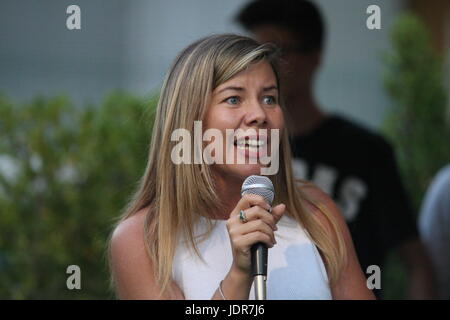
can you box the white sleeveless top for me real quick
[172,214,332,300]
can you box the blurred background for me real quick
[0,0,449,299]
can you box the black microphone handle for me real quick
[251,242,268,277]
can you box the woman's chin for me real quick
[214,163,265,179]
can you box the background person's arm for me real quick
[397,238,437,299]
[369,138,437,298]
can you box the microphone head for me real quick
[241,175,274,205]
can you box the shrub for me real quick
[0,92,157,299]
[382,14,450,212]
[381,14,450,299]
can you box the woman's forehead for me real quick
[214,61,277,93]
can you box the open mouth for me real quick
[230,135,268,159]
[233,136,268,155]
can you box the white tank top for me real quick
[172,214,332,299]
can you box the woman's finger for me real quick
[233,218,276,243]
[231,194,271,217]
[233,231,275,250]
[239,206,277,231]
[270,203,286,223]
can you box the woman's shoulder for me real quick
[297,180,330,203]
[109,207,175,299]
[109,207,156,280]
[295,180,376,299]
[111,207,149,245]
[296,180,346,232]
[110,208,151,280]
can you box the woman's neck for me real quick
[211,171,244,220]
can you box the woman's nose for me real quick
[244,100,267,127]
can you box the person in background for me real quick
[235,0,436,299]
[419,164,450,300]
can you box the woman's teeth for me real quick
[235,139,266,150]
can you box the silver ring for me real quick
[269,206,272,214]
[239,210,248,223]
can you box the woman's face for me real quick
[203,60,285,180]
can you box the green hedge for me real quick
[382,14,450,213]
[381,14,450,299]
[0,92,157,299]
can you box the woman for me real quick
[108,34,375,300]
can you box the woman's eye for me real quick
[263,96,277,105]
[224,96,240,105]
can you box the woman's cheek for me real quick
[270,107,285,130]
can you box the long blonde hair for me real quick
[109,34,346,297]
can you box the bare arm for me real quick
[397,238,437,299]
[302,185,376,300]
[109,210,184,299]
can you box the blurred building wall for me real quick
[0,0,128,106]
[0,0,411,130]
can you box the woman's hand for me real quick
[226,193,286,276]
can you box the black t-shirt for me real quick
[290,114,418,296]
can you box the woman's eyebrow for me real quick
[261,85,278,92]
[217,86,244,94]
[216,85,278,94]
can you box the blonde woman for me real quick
[108,34,375,300]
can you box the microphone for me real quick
[241,175,274,300]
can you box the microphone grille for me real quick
[241,175,274,205]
